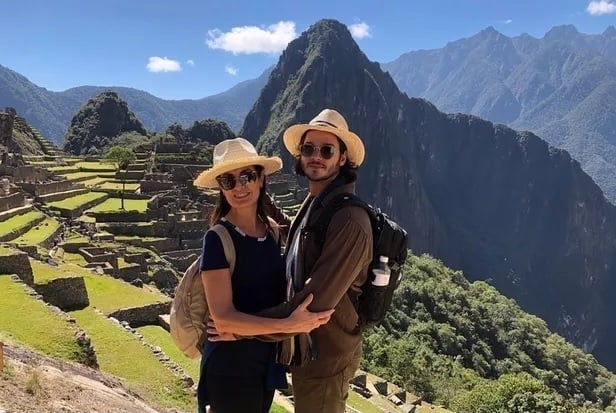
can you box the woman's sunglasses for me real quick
[300,143,336,160]
[216,169,258,190]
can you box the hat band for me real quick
[312,120,339,129]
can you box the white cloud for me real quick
[587,0,616,15]
[146,56,181,73]
[186,59,195,66]
[225,65,238,76]
[206,21,297,54]
[505,19,513,24]
[348,22,371,39]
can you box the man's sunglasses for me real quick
[299,143,336,160]
[216,169,258,190]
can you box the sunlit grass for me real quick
[136,325,200,382]
[0,210,44,239]
[87,198,148,213]
[70,308,194,411]
[30,260,168,313]
[0,275,86,363]
[13,217,60,245]
[47,192,107,211]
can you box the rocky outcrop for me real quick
[63,91,148,155]
[241,19,616,370]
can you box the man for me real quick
[280,108,373,413]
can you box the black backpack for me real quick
[308,193,408,329]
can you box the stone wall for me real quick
[0,192,25,213]
[116,264,142,282]
[124,253,147,271]
[87,210,149,222]
[19,180,77,197]
[108,301,171,327]
[34,277,89,311]
[0,250,34,285]
[140,180,174,193]
[0,165,50,183]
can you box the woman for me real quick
[193,138,333,413]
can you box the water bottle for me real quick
[372,256,391,286]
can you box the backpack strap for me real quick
[308,193,375,246]
[209,224,236,275]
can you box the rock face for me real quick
[241,19,616,370]
[382,24,616,203]
[63,91,148,155]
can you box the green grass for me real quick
[13,217,60,245]
[136,325,201,381]
[0,210,44,238]
[75,161,117,172]
[270,403,289,413]
[97,181,141,191]
[70,308,194,411]
[347,391,383,413]
[0,245,19,256]
[59,171,101,180]
[31,261,168,313]
[47,192,107,210]
[0,275,86,363]
[87,198,148,213]
[81,177,110,187]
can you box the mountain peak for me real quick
[544,24,580,41]
[604,25,616,37]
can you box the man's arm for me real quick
[232,206,372,341]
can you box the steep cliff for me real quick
[241,19,616,370]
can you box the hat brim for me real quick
[283,124,365,166]
[193,156,282,188]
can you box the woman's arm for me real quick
[201,269,332,336]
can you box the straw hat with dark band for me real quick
[283,109,365,166]
[193,138,282,188]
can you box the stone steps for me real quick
[0,210,46,242]
[0,205,34,223]
[37,188,90,203]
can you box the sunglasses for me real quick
[300,143,337,160]
[216,169,259,190]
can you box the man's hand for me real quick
[206,320,238,342]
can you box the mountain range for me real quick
[2,24,615,204]
[0,64,271,144]
[382,24,616,203]
[240,19,616,372]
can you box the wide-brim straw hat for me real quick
[194,138,282,188]
[283,109,365,166]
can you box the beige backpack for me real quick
[170,224,235,359]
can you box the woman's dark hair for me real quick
[209,165,268,225]
[294,132,358,183]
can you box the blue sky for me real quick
[2,0,615,100]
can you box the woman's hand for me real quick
[285,294,334,333]
[207,320,238,342]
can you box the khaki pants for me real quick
[292,355,361,413]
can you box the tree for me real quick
[104,145,135,210]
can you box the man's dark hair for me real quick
[294,131,358,183]
[209,165,268,225]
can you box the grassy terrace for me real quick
[61,171,115,181]
[0,275,87,363]
[75,161,116,172]
[31,261,168,313]
[0,210,45,239]
[87,198,149,213]
[97,181,141,191]
[70,308,194,411]
[46,191,107,210]
[136,325,200,381]
[12,217,60,245]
